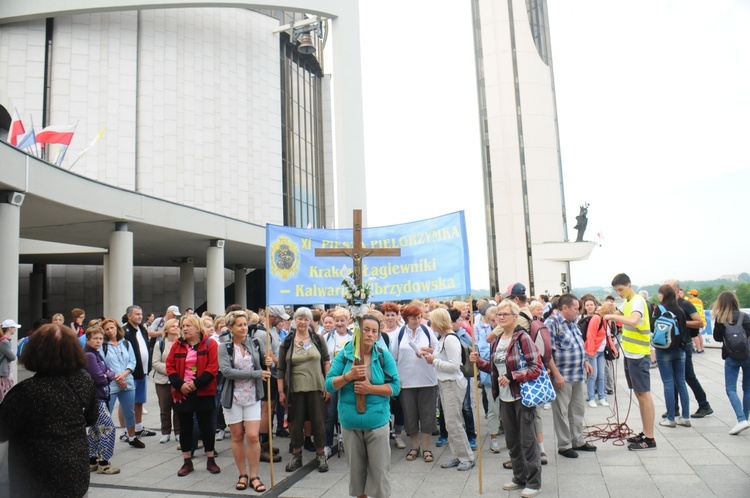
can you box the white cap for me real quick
[167,305,181,316]
[1,319,21,329]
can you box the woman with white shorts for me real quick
[219,310,270,492]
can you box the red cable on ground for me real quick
[582,360,639,446]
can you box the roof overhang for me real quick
[1,142,267,268]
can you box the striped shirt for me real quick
[545,314,586,383]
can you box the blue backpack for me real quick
[651,305,680,350]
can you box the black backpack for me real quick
[577,315,603,342]
[723,312,749,360]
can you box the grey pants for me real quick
[552,380,586,450]
[342,424,391,498]
[437,379,473,462]
[501,399,541,490]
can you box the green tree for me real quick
[698,286,718,310]
[735,283,750,307]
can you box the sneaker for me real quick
[676,417,692,427]
[129,438,145,449]
[324,446,331,459]
[540,452,548,465]
[435,436,448,447]
[468,437,478,451]
[260,451,282,463]
[588,400,597,409]
[729,420,750,435]
[317,453,329,473]
[606,389,614,395]
[276,427,290,438]
[440,458,460,468]
[216,429,225,441]
[457,460,475,471]
[599,399,610,407]
[136,429,156,437]
[119,433,129,442]
[89,463,99,472]
[628,437,656,451]
[543,403,551,410]
[650,361,658,369]
[662,411,680,419]
[303,438,316,452]
[489,438,501,453]
[97,464,121,475]
[159,434,170,444]
[142,408,148,414]
[175,435,180,443]
[394,435,406,449]
[626,432,645,444]
[659,419,676,428]
[692,407,714,418]
[503,481,524,491]
[521,488,541,498]
[286,453,303,472]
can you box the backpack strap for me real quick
[420,324,435,349]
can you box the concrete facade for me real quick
[474,0,594,296]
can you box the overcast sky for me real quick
[357,0,750,291]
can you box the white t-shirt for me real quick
[333,332,350,357]
[394,326,437,389]
[134,327,149,373]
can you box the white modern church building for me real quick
[0,1,369,328]
[0,0,592,334]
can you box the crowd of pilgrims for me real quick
[1,283,747,498]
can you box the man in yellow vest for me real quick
[688,289,706,354]
[603,273,656,450]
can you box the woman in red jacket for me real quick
[584,301,615,408]
[166,315,220,477]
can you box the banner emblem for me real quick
[270,236,299,281]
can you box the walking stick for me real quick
[470,297,483,494]
[265,307,275,488]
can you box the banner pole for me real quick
[265,306,275,488]
[470,296,483,494]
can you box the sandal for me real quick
[503,460,513,469]
[236,474,249,490]
[405,448,421,461]
[423,450,434,462]
[249,476,266,493]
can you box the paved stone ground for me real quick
[14,344,749,497]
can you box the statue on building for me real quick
[574,203,589,242]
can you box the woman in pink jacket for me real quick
[584,301,615,408]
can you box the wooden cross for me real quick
[315,209,401,413]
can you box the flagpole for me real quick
[265,306,275,488]
[469,295,483,494]
[29,114,40,158]
[56,120,79,167]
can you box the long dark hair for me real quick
[658,284,677,308]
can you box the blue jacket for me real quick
[325,341,401,431]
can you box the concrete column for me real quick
[102,254,109,317]
[180,258,195,312]
[206,240,225,315]
[234,267,247,308]
[0,194,22,380]
[29,265,44,324]
[331,3,367,227]
[107,222,133,320]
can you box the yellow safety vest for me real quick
[688,297,706,327]
[621,295,651,356]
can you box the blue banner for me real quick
[265,211,471,305]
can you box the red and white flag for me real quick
[8,110,25,146]
[36,124,76,146]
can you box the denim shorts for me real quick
[624,355,651,393]
[134,377,148,404]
